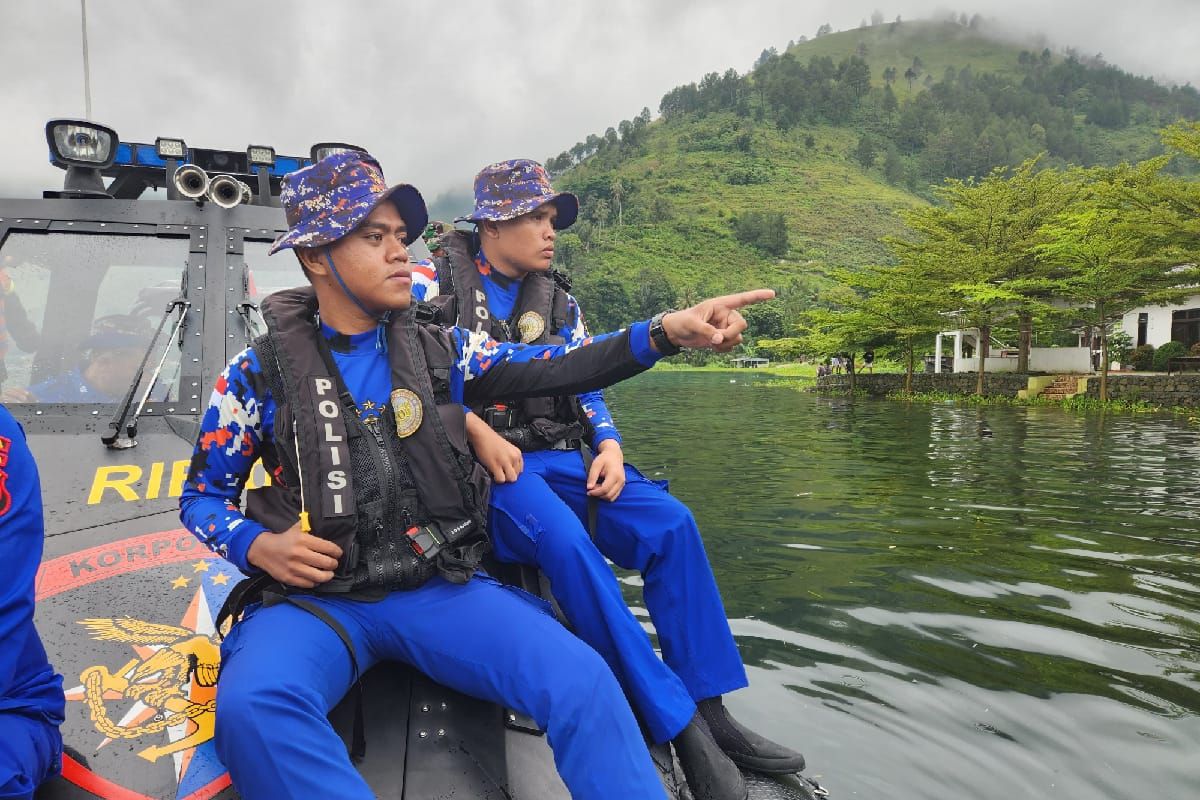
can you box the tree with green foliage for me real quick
[882,84,898,116]
[894,158,1076,392]
[732,211,789,257]
[631,268,677,320]
[883,145,905,185]
[800,260,947,393]
[1037,163,1200,398]
[573,273,630,333]
[854,134,878,169]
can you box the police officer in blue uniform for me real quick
[0,405,65,800]
[412,159,805,798]
[179,151,774,800]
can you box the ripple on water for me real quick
[606,374,1200,799]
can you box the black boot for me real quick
[698,696,805,775]
[672,713,748,800]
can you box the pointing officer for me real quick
[412,159,806,800]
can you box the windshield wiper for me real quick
[235,300,266,344]
[102,297,190,448]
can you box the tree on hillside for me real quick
[754,47,778,70]
[610,177,625,227]
[883,146,905,185]
[871,9,884,26]
[816,23,832,37]
[1036,165,1199,399]
[842,56,872,97]
[855,134,878,169]
[574,274,630,333]
[882,84,898,116]
[904,67,917,90]
[631,268,677,320]
[732,212,790,258]
[883,66,897,85]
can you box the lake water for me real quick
[606,371,1200,800]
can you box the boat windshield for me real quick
[233,239,307,340]
[0,232,188,405]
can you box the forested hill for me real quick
[537,18,1200,333]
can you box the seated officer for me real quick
[1,314,151,404]
[412,159,804,798]
[0,405,66,800]
[178,151,774,800]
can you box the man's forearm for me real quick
[461,321,660,406]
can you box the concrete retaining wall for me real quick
[816,372,1030,397]
[817,372,1200,407]
[1082,374,1200,407]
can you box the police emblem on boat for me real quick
[34,530,240,800]
[517,311,545,343]
[391,388,424,438]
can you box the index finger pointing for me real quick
[714,289,776,310]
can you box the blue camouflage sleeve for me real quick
[178,347,274,574]
[448,319,658,405]
[564,293,621,449]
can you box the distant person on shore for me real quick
[413,158,805,800]
[863,349,874,374]
[831,354,842,374]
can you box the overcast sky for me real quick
[2,0,1198,206]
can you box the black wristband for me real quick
[649,310,681,356]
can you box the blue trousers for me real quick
[0,712,61,800]
[215,574,665,800]
[489,450,748,745]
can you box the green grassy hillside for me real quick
[791,20,1031,98]
[546,19,1199,332]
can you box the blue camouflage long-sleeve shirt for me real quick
[0,405,66,724]
[179,317,658,574]
[411,253,621,449]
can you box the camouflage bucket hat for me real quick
[269,150,428,255]
[455,159,578,230]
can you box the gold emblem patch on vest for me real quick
[517,311,546,343]
[391,388,424,438]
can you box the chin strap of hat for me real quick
[324,249,390,351]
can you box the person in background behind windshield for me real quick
[22,314,150,403]
[0,269,41,393]
[0,404,66,800]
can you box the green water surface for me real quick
[606,371,1200,800]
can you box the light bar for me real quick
[46,119,117,168]
[310,142,366,162]
[247,145,276,166]
[156,137,187,159]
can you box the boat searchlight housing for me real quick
[310,142,367,163]
[46,118,118,196]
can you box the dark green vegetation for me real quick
[541,19,1200,348]
[801,127,1200,399]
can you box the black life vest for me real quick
[425,230,589,449]
[245,286,490,595]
